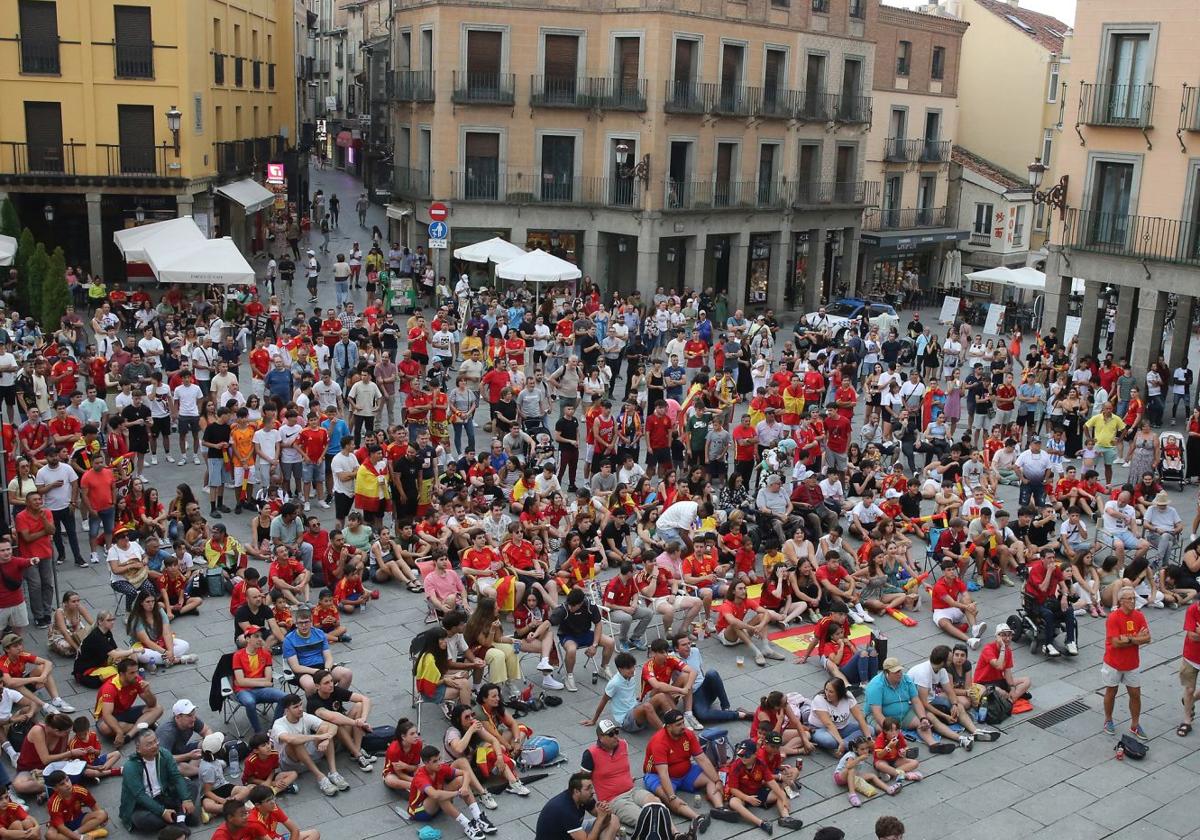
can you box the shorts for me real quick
[933,607,965,625]
[212,783,235,798]
[648,449,672,467]
[232,466,257,487]
[1111,531,1141,551]
[280,461,303,485]
[335,492,354,520]
[1100,663,1140,688]
[1098,445,1118,466]
[0,385,14,407]
[152,416,172,437]
[302,462,323,484]
[410,808,436,822]
[643,763,705,794]
[64,816,85,832]
[279,740,319,772]
[994,409,1016,426]
[0,602,31,630]
[971,412,991,431]
[559,630,594,649]
[88,508,115,540]
[114,705,145,724]
[620,709,644,733]
[178,415,200,435]
[1180,658,1200,687]
[207,458,232,487]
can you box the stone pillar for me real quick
[1112,286,1138,364]
[1040,273,1070,338]
[687,235,706,297]
[1168,295,1195,371]
[176,194,194,218]
[805,227,827,313]
[728,231,748,313]
[768,225,790,313]
[841,227,860,299]
[582,226,599,288]
[1130,289,1167,379]
[85,193,103,278]
[1077,281,1101,358]
[635,227,657,301]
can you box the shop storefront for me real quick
[858,228,969,305]
[526,229,581,265]
[744,233,772,307]
[787,231,812,309]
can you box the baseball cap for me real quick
[996,624,1013,635]
[172,699,197,715]
[735,739,758,758]
[884,488,902,499]
[662,710,685,725]
[0,634,20,649]
[596,719,620,737]
[201,732,225,754]
[242,625,263,637]
[882,657,903,673]
[762,731,783,746]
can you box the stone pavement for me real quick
[24,165,1200,840]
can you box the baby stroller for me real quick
[1159,432,1186,490]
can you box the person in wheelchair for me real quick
[1022,548,1079,657]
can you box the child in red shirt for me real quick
[334,568,379,613]
[241,732,298,794]
[70,716,121,778]
[311,589,350,643]
[872,717,922,782]
[382,719,423,794]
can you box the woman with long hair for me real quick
[413,627,472,716]
[462,598,523,701]
[125,590,195,669]
[48,591,93,657]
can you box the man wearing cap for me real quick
[973,625,1032,706]
[864,658,951,752]
[232,628,289,734]
[643,709,729,823]
[1143,491,1183,566]
[1014,436,1052,508]
[723,738,804,833]
[579,720,658,829]
[156,697,213,778]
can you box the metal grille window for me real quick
[214,53,225,85]
[931,46,945,80]
[464,132,500,200]
[117,104,156,174]
[812,0,829,12]
[849,0,865,18]
[18,0,60,74]
[253,60,262,88]
[114,5,153,79]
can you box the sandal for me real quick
[886,783,901,795]
[848,794,862,808]
[1177,722,1192,737]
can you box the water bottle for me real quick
[226,743,242,780]
[1115,744,1125,761]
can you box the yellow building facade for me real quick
[0,0,298,277]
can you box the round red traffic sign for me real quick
[429,202,448,222]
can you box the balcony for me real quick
[920,139,950,162]
[97,143,169,178]
[0,141,82,176]
[864,206,948,231]
[833,93,872,124]
[792,180,878,207]
[451,72,515,105]
[1064,208,1200,267]
[215,136,284,178]
[214,53,225,85]
[883,138,951,163]
[315,58,331,74]
[529,76,647,110]
[1079,83,1155,128]
[755,87,804,120]
[393,70,435,102]
[665,179,789,211]
[19,37,60,74]
[114,43,153,79]
[969,232,992,246]
[394,166,432,200]
[234,57,244,87]
[661,81,757,116]
[664,80,707,114]
[1181,86,1200,133]
[449,171,642,208]
[883,137,909,162]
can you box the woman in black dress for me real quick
[736,339,754,398]
[72,612,137,688]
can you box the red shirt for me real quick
[15,508,52,559]
[232,647,272,691]
[94,673,146,716]
[1185,602,1200,665]
[408,327,429,357]
[321,319,343,347]
[297,427,329,463]
[248,804,291,839]
[212,822,272,840]
[405,390,432,423]
[480,369,510,404]
[0,651,35,679]
[251,348,272,378]
[931,576,966,610]
[242,749,281,784]
[603,575,639,608]
[973,641,1012,684]
[1023,559,1063,606]
[49,415,81,444]
[683,339,708,368]
[715,599,756,632]
[501,540,536,572]
[724,757,774,796]
[409,763,457,815]
[646,414,672,450]
[816,563,847,588]
[461,546,500,575]
[385,737,423,776]
[824,413,851,454]
[732,424,757,461]
[833,385,857,420]
[51,359,79,396]
[1104,607,1148,671]
[268,558,305,586]
[47,785,95,828]
[0,802,29,829]
[640,656,685,699]
[644,727,702,778]
[17,422,48,458]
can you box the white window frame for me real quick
[973,202,993,236]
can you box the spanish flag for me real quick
[677,382,705,430]
[414,653,442,700]
[494,574,518,612]
[353,461,391,513]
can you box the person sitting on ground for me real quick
[870,717,922,784]
[722,738,805,834]
[197,732,255,824]
[44,768,108,840]
[714,580,785,667]
[973,624,1033,706]
[816,552,872,625]
[240,731,299,796]
[864,658,955,754]
[834,737,899,808]
[118,728,199,833]
[68,715,121,779]
[750,690,813,757]
[807,676,875,756]
[930,562,986,650]
[443,703,528,797]
[381,719,427,798]
[535,771,618,840]
[579,719,659,830]
[406,745,489,840]
[671,634,750,724]
[643,710,731,825]
[269,693,345,798]
[94,657,163,746]
[907,646,996,750]
[0,786,40,839]
[0,632,74,715]
[582,651,672,733]
[640,639,701,731]
[246,784,320,840]
[304,669,377,773]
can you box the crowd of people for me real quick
[1,190,1198,840]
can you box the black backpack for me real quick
[984,687,1013,725]
[630,802,675,840]
[1118,733,1148,760]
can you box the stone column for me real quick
[1112,286,1138,364]
[635,226,657,301]
[176,194,194,217]
[687,235,706,297]
[582,226,599,288]
[768,225,790,313]
[1040,273,1070,338]
[728,230,748,312]
[1168,295,1195,371]
[85,193,103,278]
[1130,289,1167,380]
[1077,281,1101,358]
[805,227,827,313]
[841,227,860,299]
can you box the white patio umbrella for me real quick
[495,248,581,307]
[453,236,526,265]
[0,234,15,267]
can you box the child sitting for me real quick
[833,737,900,807]
[69,716,121,779]
[240,732,298,796]
[334,567,379,613]
[872,717,923,783]
[312,589,351,644]
[197,732,255,824]
[158,556,202,620]
[722,739,805,834]
[382,718,424,795]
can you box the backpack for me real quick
[984,687,1013,725]
[362,725,397,755]
[518,735,564,769]
[630,801,675,840]
[1118,733,1148,760]
[699,728,730,771]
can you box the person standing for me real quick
[328,195,340,229]
[203,407,233,519]
[332,254,351,309]
[34,446,82,573]
[355,194,369,228]
[1102,586,1151,740]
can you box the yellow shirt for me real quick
[1084,413,1125,448]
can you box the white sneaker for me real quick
[536,658,554,672]
[1066,641,1078,655]
[318,776,338,796]
[542,674,564,690]
[565,674,577,692]
[1,743,17,766]
[149,455,157,466]
[303,501,311,512]
[971,622,988,639]
[318,500,330,509]
[166,455,175,463]
[683,711,703,731]
[328,771,350,791]
[506,780,531,796]
[967,637,981,650]
[859,609,875,624]
[89,552,99,565]
[50,698,75,713]
[193,454,201,465]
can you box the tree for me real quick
[0,200,18,240]
[24,243,49,325]
[14,229,35,314]
[42,247,69,335]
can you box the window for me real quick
[540,135,575,202]
[1089,160,1135,245]
[849,0,865,18]
[715,142,737,207]
[770,0,789,7]
[23,101,64,173]
[812,0,829,12]
[117,104,156,174]
[757,144,779,204]
[1047,60,1059,102]
[896,41,911,76]
[1041,129,1054,167]
[463,131,500,200]
[614,36,641,98]
[973,203,994,236]
[114,5,153,78]
[466,29,502,80]
[542,33,580,101]
[883,175,902,226]
[931,46,945,80]
[1034,202,1046,232]
[18,0,59,74]
[1013,205,1027,247]
[1105,33,1151,121]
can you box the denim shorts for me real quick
[207,458,232,487]
[301,462,323,484]
[89,507,115,540]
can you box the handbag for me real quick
[1117,733,1147,760]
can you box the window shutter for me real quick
[618,38,639,87]
[673,40,693,84]
[765,51,784,90]
[716,144,733,182]
[18,0,59,73]
[464,132,499,159]
[118,104,156,173]
[115,5,151,45]
[466,31,501,77]
[24,101,63,172]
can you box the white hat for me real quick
[884,488,902,499]
[996,624,1013,635]
[200,732,225,754]
[172,699,196,716]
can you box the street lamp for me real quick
[43,204,53,223]
[166,105,182,156]
[135,205,146,223]
[614,142,650,187]
[1027,156,1069,221]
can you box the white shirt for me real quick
[807,693,857,728]
[331,451,360,496]
[1014,449,1053,481]
[312,380,342,411]
[107,540,146,566]
[270,712,325,750]
[656,501,699,531]
[1102,500,1136,534]
[0,352,18,387]
[0,687,23,721]
[253,427,282,464]
[279,421,303,464]
[148,384,172,419]
[533,324,551,352]
[850,501,883,524]
[1144,505,1182,534]
[172,383,203,416]
[35,463,76,511]
[217,389,247,409]
[907,660,952,698]
[189,346,214,381]
[138,337,164,368]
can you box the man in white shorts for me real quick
[270,693,346,796]
[1101,587,1150,740]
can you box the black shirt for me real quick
[578,334,601,368]
[203,421,231,460]
[535,789,587,840]
[493,400,518,435]
[306,685,353,715]
[279,259,296,279]
[898,493,922,518]
[555,416,579,452]
[122,403,152,449]
[73,628,117,679]
[234,603,275,643]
